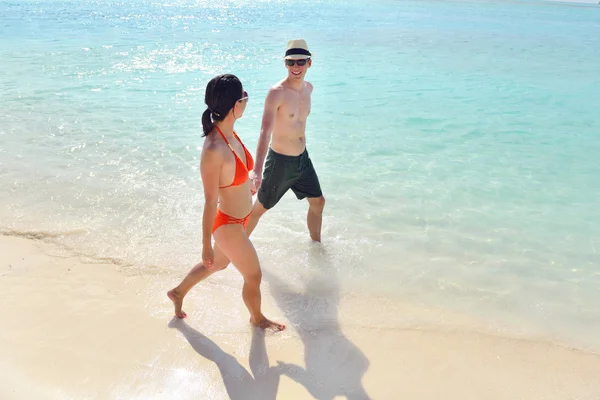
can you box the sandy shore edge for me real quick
[1,234,600,400]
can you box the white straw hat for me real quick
[284,39,312,60]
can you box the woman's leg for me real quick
[167,243,230,318]
[213,224,285,331]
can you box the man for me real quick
[246,39,325,242]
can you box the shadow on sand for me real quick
[169,319,281,400]
[265,244,372,400]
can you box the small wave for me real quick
[0,228,132,267]
[0,228,86,240]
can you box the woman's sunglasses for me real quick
[285,58,309,67]
[237,91,249,103]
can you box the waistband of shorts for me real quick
[268,147,307,160]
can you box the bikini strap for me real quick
[214,125,236,152]
[233,131,249,153]
[232,131,241,142]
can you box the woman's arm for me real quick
[200,145,222,267]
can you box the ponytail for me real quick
[201,108,213,137]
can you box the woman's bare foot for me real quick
[250,316,286,331]
[167,289,187,319]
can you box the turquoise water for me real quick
[1,0,600,350]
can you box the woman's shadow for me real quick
[168,319,281,400]
[265,244,372,400]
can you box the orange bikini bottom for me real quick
[212,209,250,233]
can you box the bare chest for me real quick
[279,91,311,122]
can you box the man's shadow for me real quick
[265,245,371,400]
[169,319,281,400]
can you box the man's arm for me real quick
[251,87,283,186]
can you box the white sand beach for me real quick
[1,234,600,399]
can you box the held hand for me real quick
[202,245,215,270]
[249,170,262,194]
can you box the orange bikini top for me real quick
[214,125,254,188]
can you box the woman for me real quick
[168,74,285,331]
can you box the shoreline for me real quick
[2,233,600,399]
[3,225,599,355]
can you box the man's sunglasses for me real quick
[237,91,249,103]
[285,58,310,67]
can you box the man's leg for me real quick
[306,196,325,242]
[249,148,293,236]
[245,199,269,237]
[292,153,324,242]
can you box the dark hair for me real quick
[201,74,243,137]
